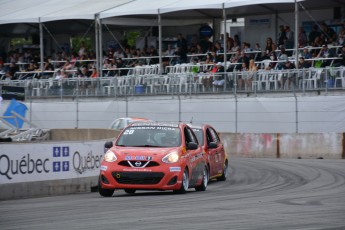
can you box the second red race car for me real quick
[188,124,228,181]
[99,122,208,197]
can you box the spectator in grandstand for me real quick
[26,61,38,72]
[203,52,215,66]
[262,52,278,70]
[316,44,336,67]
[62,59,74,71]
[298,27,308,47]
[41,58,55,79]
[300,47,312,60]
[198,36,213,53]
[54,69,68,80]
[243,42,254,59]
[78,66,90,78]
[236,51,250,70]
[320,22,337,44]
[173,46,188,64]
[244,59,258,90]
[308,24,321,46]
[3,70,13,81]
[78,42,86,58]
[231,40,241,52]
[276,46,289,70]
[234,34,241,47]
[237,61,248,90]
[0,61,8,74]
[334,44,345,67]
[336,29,345,46]
[298,57,311,69]
[176,33,188,56]
[264,37,276,55]
[280,60,296,89]
[8,62,19,75]
[254,43,262,61]
[164,44,175,56]
[90,67,98,78]
[284,26,294,55]
[148,46,159,64]
[214,42,224,61]
[212,62,225,88]
[277,25,287,47]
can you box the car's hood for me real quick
[112,146,180,159]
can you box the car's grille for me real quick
[112,172,164,184]
[118,160,160,168]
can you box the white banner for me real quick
[0,141,106,184]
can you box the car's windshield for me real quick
[116,125,181,147]
[192,128,204,145]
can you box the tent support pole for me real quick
[158,11,162,75]
[294,0,299,69]
[39,19,44,73]
[223,4,227,66]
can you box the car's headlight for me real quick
[162,151,180,163]
[104,150,117,162]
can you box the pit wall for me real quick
[0,130,344,200]
[221,133,344,159]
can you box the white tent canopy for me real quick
[0,0,133,24]
[1,0,344,25]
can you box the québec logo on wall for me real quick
[52,146,70,172]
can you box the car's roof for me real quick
[130,122,181,128]
[187,123,207,129]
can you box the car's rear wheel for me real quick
[98,179,115,197]
[218,160,228,181]
[174,168,189,194]
[124,189,136,194]
[195,165,208,191]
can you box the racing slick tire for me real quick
[98,179,115,197]
[174,168,189,194]
[195,165,209,191]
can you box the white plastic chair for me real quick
[334,69,345,88]
[305,68,323,89]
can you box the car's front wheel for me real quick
[98,179,115,197]
[195,165,208,191]
[174,168,189,194]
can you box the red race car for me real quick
[188,124,228,181]
[99,122,208,197]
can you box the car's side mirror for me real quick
[104,141,113,149]
[208,142,217,149]
[187,142,198,150]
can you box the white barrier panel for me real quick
[0,141,106,185]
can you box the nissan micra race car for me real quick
[188,124,228,181]
[99,122,208,197]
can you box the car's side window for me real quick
[205,128,214,143]
[118,119,126,130]
[209,127,220,143]
[184,127,198,145]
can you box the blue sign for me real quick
[199,25,213,38]
[52,147,70,172]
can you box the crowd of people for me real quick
[0,21,344,91]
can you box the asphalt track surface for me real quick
[1,158,345,230]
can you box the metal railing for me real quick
[0,66,344,99]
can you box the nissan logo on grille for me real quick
[135,161,142,167]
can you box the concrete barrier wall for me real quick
[49,129,119,141]
[1,130,344,200]
[221,133,344,159]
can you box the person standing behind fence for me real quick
[284,26,294,55]
[245,59,258,90]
